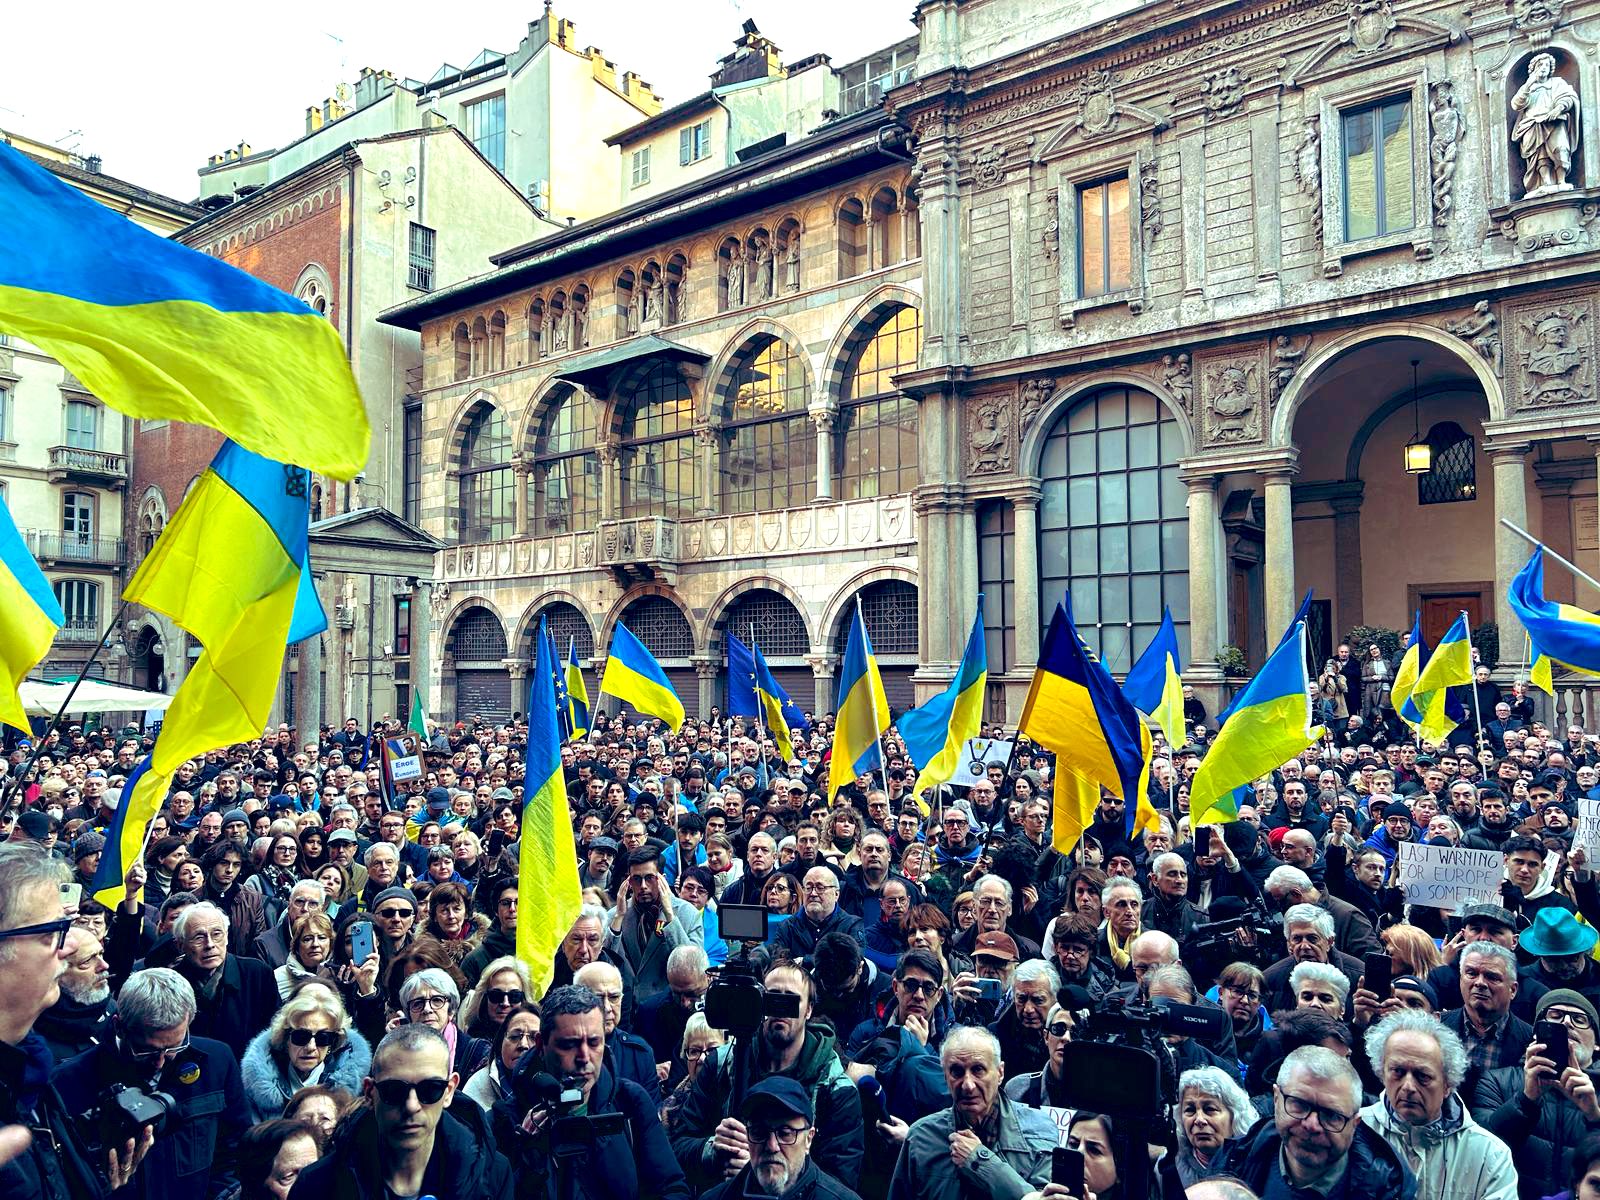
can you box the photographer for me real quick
[670,958,863,1191]
[53,967,247,1200]
[495,984,689,1200]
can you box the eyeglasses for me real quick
[407,995,450,1015]
[897,977,940,996]
[288,1028,341,1048]
[486,989,525,1006]
[1278,1090,1354,1131]
[685,1045,714,1060]
[801,882,837,894]
[0,918,73,951]
[749,1123,812,1146]
[1223,985,1262,1003]
[372,1077,450,1106]
[127,1038,190,1064]
[1543,1007,1594,1030]
[376,908,414,920]
[1047,1021,1072,1038]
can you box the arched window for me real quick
[471,316,488,375]
[837,306,921,500]
[530,387,599,533]
[527,299,545,363]
[448,606,511,722]
[614,594,697,718]
[309,482,324,524]
[837,199,866,279]
[453,323,471,381]
[724,589,809,655]
[620,363,698,519]
[721,338,814,513]
[871,186,902,267]
[458,405,513,542]
[1038,385,1189,674]
[488,311,506,372]
[539,601,595,660]
[1417,421,1477,505]
[299,278,330,318]
[449,607,508,659]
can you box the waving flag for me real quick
[1121,607,1185,750]
[0,498,63,732]
[1509,546,1600,693]
[1415,612,1474,694]
[828,604,890,798]
[0,141,368,478]
[1392,613,1462,745]
[728,633,803,761]
[565,638,591,741]
[91,752,175,909]
[898,596,987,810]
[599,623,684,729]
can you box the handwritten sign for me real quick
[1040,1105,1076,1147]
[1576,799,1600,861]
[1396,842,1504,910]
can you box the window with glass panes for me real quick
[394,597,411,656]
[458,406,513,542]
[623,595,694,657]
[403,403,422,525]
[65,400,98,449]
[977,500,1016,673]
[1077,176,1131,299]
[62,491,93,541]
[532,387,600,533]
[463,95,507,172]
[1037,386,1189,674]
[53,579,99,629]
[837,307,921,500]
[540,601,595,659]
[1342,97,1414,240]
[0,386,8,440]
[1418,423,1476,505]
[724,589,809,655]
[621,364,698,519]
[722,339,815,513]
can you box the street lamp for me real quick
[1403,358,1432,474]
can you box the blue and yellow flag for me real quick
[1021,602,1156,853]
[599,623,685,729]
[897,596,987,811]
[565,637,590,741]
[828,605,891,799]
[1122,607,1185,750]
[543,624,572,743]
[126,440,327,770]
[757,643,808,749]
[0,142,368,479]
[1190,621,1323,826]
[1509,546,1600,693]
[0,498,63,732]
[1415,611,1474,695]
[90,751,175,909]
[1392,613,1462,745]
[727,633,802,761]
[518,616,582,995]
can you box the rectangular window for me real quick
[977,500,1016,673]
[53,579,99,629]
[0,386,7,440]
[839,44,917,115]
[407,224,436,291]
[1342,97,1414,240]
[403,403,422,525]
[679,120,711,166]
[1077,176,1131,299]
[62,491,94,541]
[631,147,651,188]
[394,596,412,657]
[65,400,98,449]
[463,94,507,172]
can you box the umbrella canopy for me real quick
[19,679,173,717]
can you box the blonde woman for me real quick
[241,983,370,1122]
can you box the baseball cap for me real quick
[327,829,358,846]
[972,931,1019,962]
[742,1077,813,1123]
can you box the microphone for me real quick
[857,1075,888,1128]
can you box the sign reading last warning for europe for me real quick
[1396,842,1504,911]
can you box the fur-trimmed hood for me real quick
[240,1024,373,1122]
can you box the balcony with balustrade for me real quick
[46,445,128,488]
[26,531,127,569]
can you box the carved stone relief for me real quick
[428,582,451,626]
[967,394,1015,475]
[1507,296,1595,408]
[1429,82,1463,226]
[1295,118,1324,246]
[1345,0,1398,54]
[1270,335,1311,400]
[1200,67,1249,115]
[1513,0,1565,35]
[1512,53,1581,199]
[972,144,1007,187]
[1018,377,1056,430]
[1199,354,1265,445]
[1041,190,1060,266]
[1162,353,1193,412]
[1443,301,1503,375]
[1140,158,1163,250]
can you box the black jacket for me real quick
[0,1033,106,1200]
[290,1102,513,1200]
[34,992,112,1063]
[52,1034,247,1200]
[704,1159,861,1200]
[768,905,866,960]
[1440,1007,1533,1105]
[1477,1062,1600,1200]
[1225,1112,1414,1200]
[177,954,280,1061]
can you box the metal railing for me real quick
[25,531,126,565]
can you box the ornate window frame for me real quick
[1052,139,1157,327]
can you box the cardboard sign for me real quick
[958,738,1013,783]
[1040,1105,1076,1147]
[385,734,423,783]
[1396,841,1504,910]
[1576,799,1600,862]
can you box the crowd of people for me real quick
[1,642,1600,1200]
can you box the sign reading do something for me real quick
[1396,842,1504,911]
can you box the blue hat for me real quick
[425,787,450,811]
[1520,907,1599,958]
[742,1076,812,1123]
[268,793,295,811]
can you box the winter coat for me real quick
[705,1160,861,1200]
[460,924,516,987]
[1360,1094,1517,1200]
[1478,1062,1600,1200]
[33,991,112,1063]
[887,1094,1058,1200]
[1225,1112,1416,1200]
[203,880,268,958]
[289,1100,513,1200]
[240,1026,373,1123]
[0,1033,105,1200]
[767,903,867,961]
[607,896,706,1005]
[181,953,281,1061]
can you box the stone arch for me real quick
[702,317,816,418]
[816,284,923,405]
[1271,322,1506,446]
[292,262,334,303]
[599,584,700,657]
[598,356,700,439]
[1020,370,1197,477]
[1343,381,1489,481]
[442,596,512,655]
[517,374,596,451]
[819,563,919,652]
[442,389,510,468]
[701,576,815,653]
[512,590,596,658]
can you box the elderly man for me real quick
[1230,1045,1413,1200]
[769,866,867,959]
[1143,852,1205,946]
[1265,864,1379,959]
[721,832,784,907]
[1098,877,1146,982]
[951,875,1043,961]
[573,960,661,1100]
[1004,1002,1073,1109]
[35,930,112,1062]
[1441,942,1533,1102]
[635,944,711,1074]
[53,967,247,1200]
[1262,904,1364,1013]
[251,878,327,968]
[1360,1011,1516,1200]
[607,847,704,1005]
[1478,989,1600,1200]
[988,960,1059,1079]
[887,1025,1056,1200]
[169,900,278,1060]
[842,830,924,926]
[702,1077,862,1200]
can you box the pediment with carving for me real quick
[1036,69,1169,159]
[1286,0,1462,87]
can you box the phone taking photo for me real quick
[1363,952,1393,1001]
[1053,1147,1085,1193]
[1537,1020,1571,1076]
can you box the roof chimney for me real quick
[84,154,102,174]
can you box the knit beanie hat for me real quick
[1536,988,1600,1030]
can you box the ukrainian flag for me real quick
[565,637,590,741]
[126,440,327,771]
[518,616,582,995]
[1414,612,1474,694]
[1509,546,1600,693]
[727,633,802,761]
[1121,607,1185,750]
[599,623,685,729]
[1021,602,1157,853]
[0,142,369,479]
[1392,613,1462,745]
[90,751,175,909]
[0,498,63,732]
[897,596,987,810]
[758,643,809,749]
[1190,621,1323,826]
[828,605,890,799]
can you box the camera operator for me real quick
[496,983,689,1200]
[701,1077,862,1200]
[52,966,247,1200]
[0,843,147,1200]
[886,1025,1056,1200]
[670,958,863,1192]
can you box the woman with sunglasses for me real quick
[458,956,533,1039]
[460,1000,541,1110]
[241,982,372,1122]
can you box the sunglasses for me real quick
[376,908,414,920]
[897,978,939,996]
[1047,1021,1072,1038]
[486,988,525,1006]
[372,1077,450,1106]
[288,1028,341,1048]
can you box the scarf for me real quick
[262,863,297,898]
[1105,920,1140,970]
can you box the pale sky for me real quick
[7,1,919,202]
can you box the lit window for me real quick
[1077,176,1131,299]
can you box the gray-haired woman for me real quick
[1175,1065,1258,1186]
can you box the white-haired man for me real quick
[1261,904,1364,1014]
[1360,1010,1516,1200]
[1264,864,1379,959]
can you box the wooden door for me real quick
[1421,593,1483,648]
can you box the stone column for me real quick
[807,653,837,713]
[596,438,620,520]
[864,213,877,273]
[1329,484,1365,632]
[299,628,323,733]
[1262,461,1298,639]
[1184,473,1223,675]
[694,657,719,722]
[505,661,528,716]
[811,409,836,502]
[695,426,720,515]
[1013,486,1042,669]
[1490,440,1531,655]
[512,455,532,537]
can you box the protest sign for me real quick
[1395,841,1504,910]
[1575,799,1600,862]
[385,734,423,782]
[958,738,1013,783]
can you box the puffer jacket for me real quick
[1360,1094,1518,1200]
[1478,1063,1600,1200]
[240,1026,373,1122]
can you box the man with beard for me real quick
[702,1078,861,1200]
[1503,834,1577,920]
[34,931,112,1062]
[671,960,863,1191]
[1519,908,1600,1010]
[769,867,865,960]
[1464,788,1521,851]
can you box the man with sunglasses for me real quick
[292,1023,512,1200]
[54,967,247,1200]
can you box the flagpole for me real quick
[749,623,771,782]
[856,595,891,798]
[1460,609,1487,752]
[1501,518,1600,594]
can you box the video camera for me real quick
[79,1082,177,1157]
[704,904,801,1035]
[1185,897,1284,971]
[1057,992,1231,1119]
[509,1071,625,1158]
